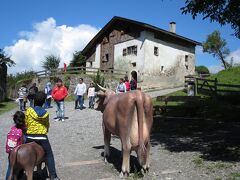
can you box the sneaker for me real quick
[55,118,60,122]
[61,118,65,122]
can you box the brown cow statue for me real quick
[96,85,153,177]
[8,142,45,180]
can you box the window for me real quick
[185,55,189,63]
[127,46,137,55]
[122,46,137,56]
[123,48,127,56]
[105,54,109,62]
[161,66,164,71]
[154,46,159,56]
[132,62,136,67]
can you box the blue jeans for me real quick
[29,98,34,108]
[55,100,64,119]
[26,137,57,178]
[19,99,26,111]
[89,96,95,108]
[44,98,52,109]
[78,95,84,109]
[5,157,10,180]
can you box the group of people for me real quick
[5,91,59,180]
[116,75,137,93]
[17,82,52,111]
[8,76,137,179]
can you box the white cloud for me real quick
[208,65,224,74]
[226,48,240,65]
[4,17,100,74]
[208,48,240,74]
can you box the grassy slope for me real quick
[0,100,17,115]
[210,66,240,84]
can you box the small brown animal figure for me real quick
[96,85,153,177]
[8,142,45,180]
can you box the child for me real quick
[18,84,28,111]
[5,111,26,180]
[116,78,126,93]
[25,91,59,180]
[88,82,95,109]
[44,81,52,109]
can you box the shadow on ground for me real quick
[152,95,240,162]
[93,145,142,173]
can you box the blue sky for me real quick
[1,0,239,74]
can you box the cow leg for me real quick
[25,167,33,180]
[103,127,111,162]
[120,140,131,178]
[142,141,151,173]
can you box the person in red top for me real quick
[124,75,131,91]
[52,78,68,122]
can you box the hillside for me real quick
[210,66,240,84]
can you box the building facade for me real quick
[82,17,200,89]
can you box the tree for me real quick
[0,49,15,67]
[181,0,240,39]
[195,65,209,74]
[69,51,86,67]
[203,30,230,69]
[42,55,60,70]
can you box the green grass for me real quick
[192,157,204,167]
[0,100,17,115]
[210,67,240,84]
[228,172,240,180]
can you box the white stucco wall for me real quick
[143,31,195,76]
[86,44,101,69]
[114,37,145,80]
[93,43,101,68]
[113,30,196,89]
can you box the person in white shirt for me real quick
[74,78,86,110]
[87,82,95,109]
[116,78,126,93]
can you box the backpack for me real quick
[125,81,131,91]
[6,127,23,153]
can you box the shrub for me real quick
[195,66,210,74]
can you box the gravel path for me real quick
[1,98,239,179]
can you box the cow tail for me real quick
[8,146,21,180]
[135,91,146,154]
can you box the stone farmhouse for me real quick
[82,16,201,89]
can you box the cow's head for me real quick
[95,84,115,112]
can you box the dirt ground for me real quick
[1,101,240,180]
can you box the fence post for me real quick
[214,78,218,95]
[195,78,198,95]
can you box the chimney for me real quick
[169,22,176,33]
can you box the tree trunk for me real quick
[0,63,7,101]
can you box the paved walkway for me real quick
[145,86,184,98]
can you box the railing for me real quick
[185,75,240,95]
[35,67,128,78]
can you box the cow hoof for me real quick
[119,171,129,178]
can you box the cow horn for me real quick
[97,84,107,92]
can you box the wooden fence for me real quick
[185,75,240,95]
[35,67,128,78]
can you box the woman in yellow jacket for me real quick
[25,91,59,180]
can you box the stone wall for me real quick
[8,74,120,99]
